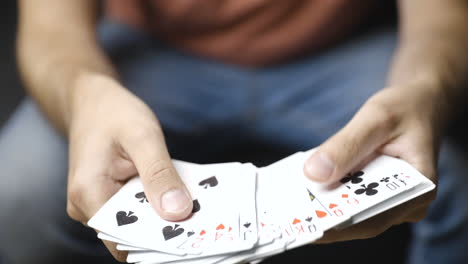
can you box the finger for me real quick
[304,100,399,183]
[405,206,430,223]
[67,174,123,221]
[102,240,128,262]
[120,125,193,221]
[67,138,123,222]
[380,128,438,183]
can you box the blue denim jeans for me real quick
[1,20,468,264]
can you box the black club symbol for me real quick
[380,177,390,183]
[355,183,379,196]
[340,171,364,184]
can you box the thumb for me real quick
[304,103,398,183]
[120,127,193,221]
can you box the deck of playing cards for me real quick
[88,151,435,264]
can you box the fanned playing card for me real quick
[88,150,435,264]
[283,152,435,229]
[124,162,258,263]
[88,161,255,256]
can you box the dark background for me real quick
[0,0,23,126]
[1,1,466,264]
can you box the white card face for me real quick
[90,178,196,255]
[290,152,428,227]
[255,168,281,245]
[191,163,257,256]
[266,152,351,232]
[209,164,286,264]
[257,153,329,248]
[126,163,259,263]
[237,163,259,247]
[348,177,435,226]
[88,161,249,254]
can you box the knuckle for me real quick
[365,97,400,131]
[124,125,163,145]
[66,201,83,222]
[66,180,87,221]
[67,182,85,206]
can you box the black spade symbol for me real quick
[244,222,251,228]
[305,216,313,222]
[162,224,185,241]
[116,211,138,226]
[187,231,195,237]
[135,192,148,203]
[192,199,201,213]
[199,176,218,189]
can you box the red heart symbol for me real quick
[342,194,348,198]
[316,210,327,218]
[228,227,232,232]
[261,223,265,227]
[329,203,338,209]
[200,230,206,236]
[292,218,301,224]
[216,224,225,230]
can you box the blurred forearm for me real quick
[389,0,468,118]
[17,0,117,133]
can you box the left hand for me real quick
[303,79,447,242]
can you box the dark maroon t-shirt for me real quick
[104,0,376,66]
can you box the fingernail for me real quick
[305,152,335,182]
[161,189,191,214]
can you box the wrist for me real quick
[68,71,121,126]
[408,73,449,106]
[389,74,453,137]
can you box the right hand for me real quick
[65,73,193,261]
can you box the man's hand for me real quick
[65,73,193,260]
[303,0,468,242]
[18,2,194,261]
[304,79,443,242]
